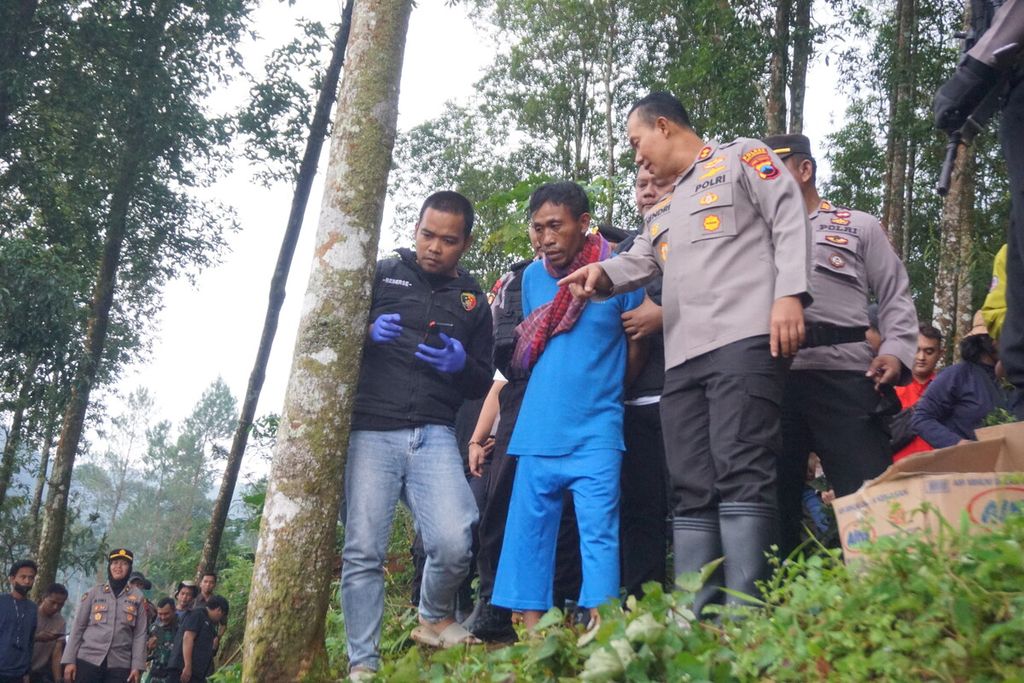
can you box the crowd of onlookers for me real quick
[0,550,228,683]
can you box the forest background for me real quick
[0,0,1010,673]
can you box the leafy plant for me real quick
[353,511,1024,682]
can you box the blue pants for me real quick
[492,449,621,610]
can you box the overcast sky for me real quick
[105,0,844,468]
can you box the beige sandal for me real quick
[411,621,482,648]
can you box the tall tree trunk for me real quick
[932,148,974,364]
[765,0,791,135]
[35,157,140,594]
[602,3,616,227]
[241,0,413,679]
[882,0,917,247]
[33,0,171,594]
[788,0,811,133]
[197,0,355,582]
[902,140,917,258]
[29,409,56,548]
[0,357,39,509]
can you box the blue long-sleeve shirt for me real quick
[911,361,1002,449]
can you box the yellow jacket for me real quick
[981,244,1007,340]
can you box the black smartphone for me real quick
[422,320,454,349]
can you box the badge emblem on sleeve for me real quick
[460,292,477,311]
[741,148,780,180]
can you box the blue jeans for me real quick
[341,425,478,670]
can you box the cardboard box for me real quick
[834,421,1024,561]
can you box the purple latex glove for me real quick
[370,313,402,344]
[415,333,466,374]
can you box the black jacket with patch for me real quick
[351,248,494,430]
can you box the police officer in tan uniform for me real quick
[763,134,918,556]
[62,549,147,683]
[562,92,811,614]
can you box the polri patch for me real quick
[741,148,780,180]
[461,292,477,311]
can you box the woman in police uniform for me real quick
[61,548,148,683]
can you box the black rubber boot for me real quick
[718,502,778,607]
[672,516,724,617]
[470,600,518,644]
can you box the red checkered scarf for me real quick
[511,232,612,371]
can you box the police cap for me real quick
[762,133,814,160]
[108,548,134,563]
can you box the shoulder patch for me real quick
[741,147,780,180]
[819,200,832,212]
[697,145,713,161]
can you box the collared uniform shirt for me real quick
[601,138,812,368]
[792,200,918,374]
[62,583,147,671]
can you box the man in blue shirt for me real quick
[492,182,644,631]
[0,559,38,683]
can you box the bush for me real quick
[365,511,1024,681]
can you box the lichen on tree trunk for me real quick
[932,146,975,364]
[240,1,414,680]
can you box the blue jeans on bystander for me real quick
[341,425,478,671]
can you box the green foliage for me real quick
[237,19,334,185]
[346,512,1024,682]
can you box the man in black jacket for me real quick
[341,191,493,678]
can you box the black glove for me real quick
[933,56,999,132]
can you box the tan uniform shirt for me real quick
[61,584,147,671]
[792,201,918,374]
[601,138,812,368]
